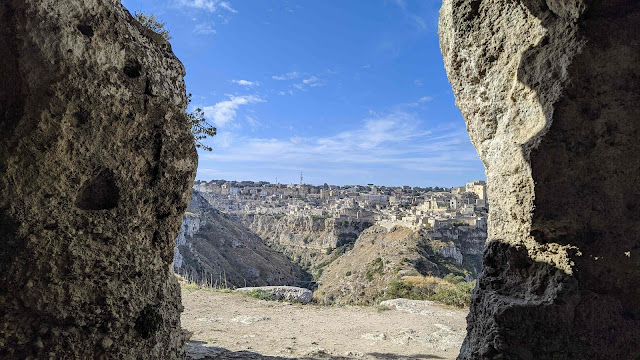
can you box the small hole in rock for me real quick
[135,305,163,339]
[73,110,89,126]
[123,59,142,78]
[75,169,120,210]
[77,24,94,37]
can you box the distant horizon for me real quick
[121,0,486,186]
[193,176,486,189]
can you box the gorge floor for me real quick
[182,289,467,360]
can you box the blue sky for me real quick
[121,0,485,187]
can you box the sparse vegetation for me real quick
[134,11,171,41]
[187,94,217,151]
[383,274,476,308]
[365,257,385,281]
[175,273,232,293]
[246,289,273,301]
[431,280,475,307]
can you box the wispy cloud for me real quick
[176,0,237,13]
[201,95,265,128]
[194,23,217,34]
[403,95,435,108]
[272,71,300,81]
[393,0,427,30]
[204,110,477,174]
[231,79,259,87]
[302,76,323,87]
[414,79,424,87]
[272,72,326,94]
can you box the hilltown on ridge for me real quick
[193,179,488,232]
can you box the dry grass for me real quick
[401,275,445,287]
[175,273,231,293]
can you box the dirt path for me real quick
[182,289,467,359]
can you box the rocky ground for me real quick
[182,289,467,360]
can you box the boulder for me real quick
[439,1,640,358]
[236,286,313,304]
[0,0,196,358]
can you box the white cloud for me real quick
[272,71,300,80]
[414,79,424,86]
[218,1,238,13]
[177,0,237,13]
[231,80,259,87]
[203,110,476,175]
[302,76,324,87]
[201,95,265,127]
[407,96,434,107]
[194,23,216,34]
[245,115,261,129]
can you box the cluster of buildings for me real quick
[193,179,488,231]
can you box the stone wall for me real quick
[0,0,196,358]
[440,1,640,358]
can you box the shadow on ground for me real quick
[186,341,445,360]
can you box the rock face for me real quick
[241,213,371,277]
[174,192,310,288]
[243,213,370,250]
[440,1,640,359]
[0,1,196,358]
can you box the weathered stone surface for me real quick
[0,0,196,358]
[235,286,313,304]
[440,1,640,358]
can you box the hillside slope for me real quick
[315,225,480,305]
[173,192,310,287]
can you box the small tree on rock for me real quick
[187,94,216,151]
[134,11,171,41]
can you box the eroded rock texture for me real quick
[440,1,640,358]
[0,0,196,358]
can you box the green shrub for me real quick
[443,273,465,284]
[384,280,436,300]
[431,280,475,308]
[345,271,352,276]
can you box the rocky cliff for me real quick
[241,213,371,276]
[174,192,310,288]
[440,0,640,358]
[0,1,196,358]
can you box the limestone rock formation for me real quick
[440,0,640,358]
[235,286,313,304]
[0,0,196,358]
[173,191,310,287]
